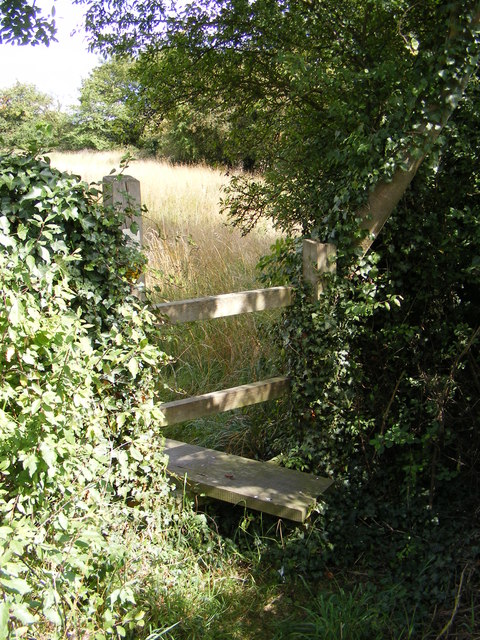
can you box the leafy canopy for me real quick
[0,82,66,150]
[76,0,480,248]
[65,57,144,150]
[0,0,55,45]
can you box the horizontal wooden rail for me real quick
[158,376,290,426]
[153,286,293,323]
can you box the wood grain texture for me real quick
[103,175,145,299]
[158,377,290,426]
[164,438,333,522]
[153,286,293,323]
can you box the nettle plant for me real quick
[0,152,174,637]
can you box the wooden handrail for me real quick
[153,286,294,323]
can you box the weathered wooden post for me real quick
[103,175,145,299]
[302,239,336,300]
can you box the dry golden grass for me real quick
[49,151,282,408]
[49,151,277,298]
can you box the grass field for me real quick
[50,151,283,454]
[49,150,276,298]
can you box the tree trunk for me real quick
[359,5,480,255]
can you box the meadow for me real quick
[49,151,283,453]
[49,151,276,298]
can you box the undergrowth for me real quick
[35,148,480,639]
[0,150,285,639]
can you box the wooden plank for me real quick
[302,240,336,299]
[153,286,293,323]
[164,439,333,522]
[158,377,289,426]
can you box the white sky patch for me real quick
[0,0,101,108]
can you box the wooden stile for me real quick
[151,237,337,519]
[103,180,338,522]
[164,438,333,522]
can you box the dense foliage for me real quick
[0,151,191,637]
[0,83,68,151]
[62,56,252,165]
[0,0,54,45]
[72,0,480,632]
[257,78,480,632]
[63,58,144,151]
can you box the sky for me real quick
[0,0,101,108]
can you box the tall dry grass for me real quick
[49,151,283,452]
[49,151,276,298]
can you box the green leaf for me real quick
[38,245,51,263]
[25,254,36,273]
[43,606,62,626]
[17,224,28,240]
[130,446,143,461]
[127,357,139,378]
[31,398,42,415]
[40,441,57,468]
[22,351,36,366]
[8,296,22,326]
[10,602,38,626]
[23,453,38,477]
[0,232,14,248]
[0,602,9,640]
[22,186,44,201]
[0,576,31,596]
[57,512,68,531]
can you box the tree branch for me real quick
[359,5,480,254]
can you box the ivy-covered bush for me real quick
[262,80,480,627]
[0,152,174,637]
[0,152,146,330]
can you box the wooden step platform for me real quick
[164,439,333,523]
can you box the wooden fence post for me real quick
[103,175,145,299]
[302,239,336,300]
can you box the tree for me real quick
[76,1,480,242]
[357,6,480,254]
[0,0,55,45]
[67,52,244,163]
[0,82,66,149]
[64,57,145,149]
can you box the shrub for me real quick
[260,80,480,630]
[0,151,175,637]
